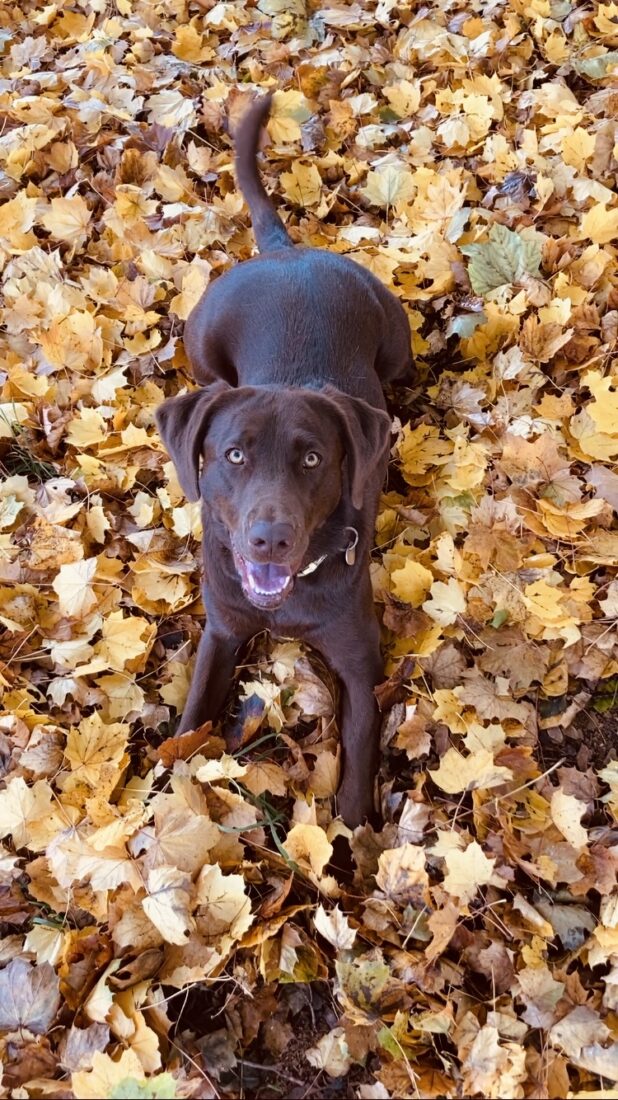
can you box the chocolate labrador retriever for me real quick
[156,95,412,826]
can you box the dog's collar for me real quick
[297,526,359,578]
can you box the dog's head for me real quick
[156,383,391,610]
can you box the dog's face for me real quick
[156,384,391,610]
[202,391,345,608]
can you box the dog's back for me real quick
[184,95,413,394]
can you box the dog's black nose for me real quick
[248,521,295,558]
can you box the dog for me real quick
[156,94,413,827]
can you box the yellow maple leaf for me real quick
[397,423,453,484]
[362,163,415,208]
[550,789,588,851]
[383,79,421,117]
[268,89,312,143]
[523,580,581,646]
[239,678,286,730]
[40,195,91,245]
[582,370,618,435]
[242,760,288,798]
[462,1025,526,1098]
[72,1050,146,1100]
[0,401,29,439]
[432,689,468,734]
[88,805,148,849]
[147,88,196,130]
[97,612,156,672]
[443,841,500,904]
[561,127,596,171]
[64,711,129,788]
[128,491,156,529]
[570,409,618,462]
[430,747,513,794]
[375,843,429,900]
[170,263,211,321]
[138,806,218,874]
[159,662,192,711]
[581,203,618,245]
[196,755,248,783]
[411,170,466,224]
[171,500,202,539]
[314,904,357,950]
[48,827,142,892]
[142,866,195,945]
[391,559,434,606]
[195,864,253,940]
[306,1027,352,1078]
[423,577,466,626]
[118,1004,162,1074]
[0,776,63,851]
[24,924,65,967]
[172,20,211,62]
[0,191,37,248]
[52,557,98,618]
[65,408,107,449]
[284,823,332,877]
[280,161,322,207]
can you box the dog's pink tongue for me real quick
[245,562,291,596]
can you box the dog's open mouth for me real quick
[233,552,294,609]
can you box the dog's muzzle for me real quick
[232,549,294,609]
[231,527,359,611]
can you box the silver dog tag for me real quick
[344,527,358,566]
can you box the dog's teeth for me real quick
[249,581,288,596]
[240,559,292,600]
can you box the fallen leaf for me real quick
[154,724,217,766]
[581,203,618,245]
[391,559,434,606]
[362,163,415,207]
[443,841,499,904]
[375,843,428,903]
[283,823,333,878]
[64,712,129,789]
[430,748,513,794]
[306,1027,352,1078]
[461,223,542,296]
[71,1049,148,1100]
[423,578,466,626]
[314,904,357,950]
[0,958,60,1034]
[142,866,195,945]
[40,196,91,245]
[195,864,253,941]
[550,788,588,850]
[60,1023,111,1072]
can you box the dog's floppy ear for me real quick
[319,386,392,510]
[155,381,232,501]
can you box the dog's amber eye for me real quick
[303,451,321,469]
[226,448,245,465]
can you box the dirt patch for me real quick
[539,706,617,773]
[169,981,379,1099]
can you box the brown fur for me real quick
[156,96,413,826]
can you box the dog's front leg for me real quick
[177,626,243,735]
[311,606,383,829]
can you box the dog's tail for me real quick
[234,93,293,253]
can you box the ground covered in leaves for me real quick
[1,0,618,1097]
